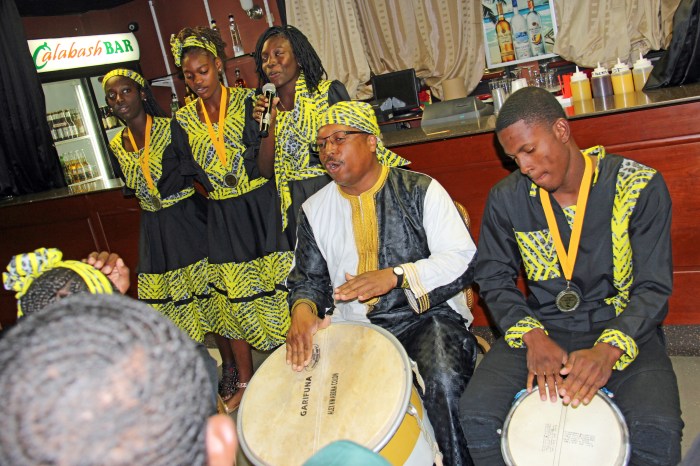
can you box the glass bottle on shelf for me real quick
[71,108,86,136]
[526,0,545,55]
[210,19,218,31]
[64,109,78,139]
[496,2,515,63]
[511,0,531,60]
[228,14,245,57]
[234,68,247,88]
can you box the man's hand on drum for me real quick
[286,302,331,372]
[253,93,279,124]
[558,343,623,407]
[334,270,397,302]
[522,328,568,402]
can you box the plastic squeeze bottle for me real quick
[591,62,613,98]
[570,66,592,102]
[632,52,653,91]
[611,58,634,95]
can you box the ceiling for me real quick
[15,0,135,17]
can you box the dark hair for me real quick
[254,25,327,93]
[18,267,115,317]
[104,76,167,118]
[0,293,214,466]
[495,86,566,133]
[175,26,227,63]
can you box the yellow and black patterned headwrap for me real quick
[102,68,146,91]
[3,248,114,317]
[318,101,410,166]
[170,34,219,67]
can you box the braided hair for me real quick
[176,26,227,62]
[495,86,566,133]
[18,267,92,316]
[0,294,214,466]
[254,25,327,93]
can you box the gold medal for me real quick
[223,172,237,188]
[150,195,162,210]
[555,286,580,312]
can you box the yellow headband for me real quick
[318,101,410,167]
[170,34,219,67]
[102,68,146,91]
[3,248,114,317]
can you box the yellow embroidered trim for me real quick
[596,329,639,370]
[339,165,389,311]
[402,262,430,313]
[505,316,547,349]
[291,298,318,317]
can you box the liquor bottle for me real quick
[228,14,245,57]
[210,19,218,31]
[47,113,59,141]
[496,2,515,63]
[59,153,72,184]
[79,150,94,179]
[234,68,247,88]
[64,109,78,138]
[511,0,531,60]
[71,108,86,136]
[526,0,545,55]
[170,93,180,115]
[56,111,69,140]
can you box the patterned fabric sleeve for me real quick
[505,316,548,348]
[596,329,639,370]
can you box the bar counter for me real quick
[1,83,699,328]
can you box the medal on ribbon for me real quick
[126,114,161,210]
[201,85,236,188]
[540,153,593,312]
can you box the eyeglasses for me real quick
[310,130,368,154]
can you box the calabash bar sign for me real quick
[28,33,140,73]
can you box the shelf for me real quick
[55,135,91,145]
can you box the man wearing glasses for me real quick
[285,100,479,466]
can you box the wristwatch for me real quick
[393,266,405,289]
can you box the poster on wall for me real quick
[482,0,558,69]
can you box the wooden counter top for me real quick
[382,82,700,149]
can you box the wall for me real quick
[22,0,281,111]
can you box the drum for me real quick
[237,322,439,466]
[501,388,630,466]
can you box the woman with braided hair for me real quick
[252,25,410,246]
[103,68,216,348]
[171,26,291,412]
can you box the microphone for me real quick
[259,83,276,138]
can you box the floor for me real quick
[212,328,700,466]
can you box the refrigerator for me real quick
[27,32,142,190]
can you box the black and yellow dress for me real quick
[109,116,214,342]
[175,86,291,351]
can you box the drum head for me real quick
[238,322,413,466]
[501,389,630,466]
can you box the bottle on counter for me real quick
[632,52,653,91]
[569,66,592,102]
[496,2,515,63]
[510,0,531,60]
[228,14,245,57]
[170,93,180,115]
[611,58,634,95]
[591,62,613,98]
[526,0,545,55]
[233,68,247,88]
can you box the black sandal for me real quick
[218,363,238,402]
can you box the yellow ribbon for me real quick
[539,153,593,283]
[126,114,156,193]
[200,85,229,171]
